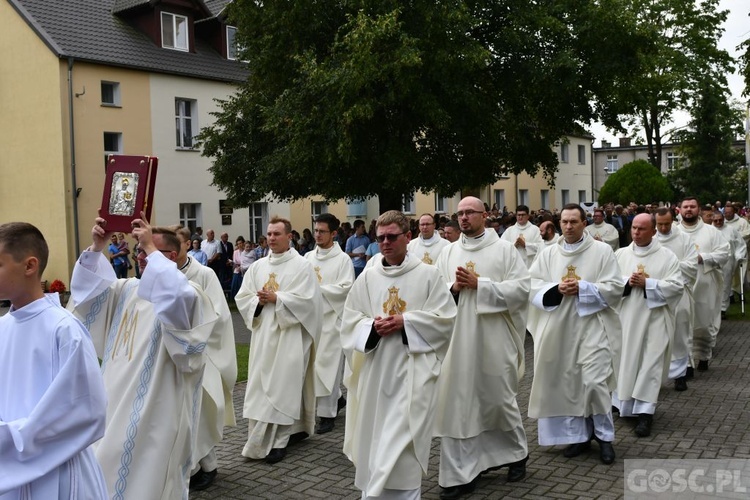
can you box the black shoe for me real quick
[337,396,347,414]
[265,447,286,464]
[288,431,309,446]
[316,417,335,434]
[598,440,615,464]
[634,414,653,437]
[190,468,217,491]
[721,311,727,320]
[611,405,620,414]
[563,440,591,458]
[686,366,695,379]
[507,455,528,482]
[675,376,688,391]
[439,478,477,499]
[697,360,709,372]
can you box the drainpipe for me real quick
[68,57,81,257]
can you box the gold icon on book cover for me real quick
[109,173,138,216]
[383,286,406,316]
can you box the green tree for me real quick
[199,0,644,211]
[598,160,673,205]
[667,79,744,203]
[619,0,734,169]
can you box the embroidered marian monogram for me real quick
[383,286,407,316]
[562,265,581,281]
[466,261,480,277]
[263,273,280,291]
[421,252,433,265]
[636,263,650,278]
[112,308,138,361]
[314,266,322,283]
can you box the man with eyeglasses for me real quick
[236,217,322,464]
[306,213,354,435]
[69,214,218,499]
[341,210,456,499]
[434,197,530,498]
[407,213,450,265]
[527,204,623,465]
[501,205,543,267]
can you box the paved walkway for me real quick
[4,305,748,498]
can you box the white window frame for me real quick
[248,202,268,243]
[606,155,618,173]
[577,144,586,165]
[518,189,529,206]
[540,189,549,210]
[560,143,569,163]
[435,194,450,213]
[179,203,201,233]
[226,26,239,60]
[578,190,587,203]
[161,12,189,51]
[175,98,197,149]
[561,189,570,205]
[494,189,505,212]
[312,201,329,217]
[402,193,415,215]
[667,152,681,170]
[101,81,121,106]
[103,131,122,167]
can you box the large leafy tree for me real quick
[200,0,644,211]
[619,0,734,169]
[598,159,673,205]
[667,79,744,203]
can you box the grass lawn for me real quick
[236,343,249,383]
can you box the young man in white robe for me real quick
[236,217,322,464]
[612,214,683,437]
[712,211,747,318]
[174,227,237,491]
[678,198,730,371]
[341,210,456,500]
[500,205,543,267]
[585,208,620,252]
[655,208,698,391]
[723,204,750,297]
[306,213,354,434]
[69,216,218,500]
[0,222,108,500]
[434,197,529,499]
[407,213,450,265]
[528,204,623,465]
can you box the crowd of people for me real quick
[2,195,748,499]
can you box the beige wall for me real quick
[0,3,71,285]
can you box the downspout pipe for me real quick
[68,57,80,256]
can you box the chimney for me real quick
[601,140,611,148]
[619,137,631,147]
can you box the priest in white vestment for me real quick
[341,210,456,499]
[236,217,322,464]
[407,213,450,265]
[306,214,354,434]
[678,198,730,371]
[0,222,108,500]
[612,214,683,437]
[655,209,698,391]
[724,204,750,294]
[585,208,620,252]
[69,218,218,500]
[434,197,529,498]
[712,212,747,316]
[540,220,559,247]
[527,204,623,465]
[174,227,237,491]
[500,205,543,267]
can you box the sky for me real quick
[590,1,749,147]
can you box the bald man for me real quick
[613,214,682,437]
[539,221,558,247]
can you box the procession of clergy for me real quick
[13,193,745,500]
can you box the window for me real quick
[435,194,451,213]
[494,189,505,212]
[227,26,239,60]
[578,190,587,203]
[577,145,586,165]
[101,81,120,106]
[606,155,618,173]
[346,199,366,217]
[518,189,528,206]
[161,12,188,51]
[561,189,570,205]
[103,132,122,167]
[175,98,196,149]
[560,143,569,163]
[179,203,200,233]
[312,201,329,217]
[402,193,415,214]
[667,152,681,170]
[540,189,549,210]
[248,202,268,243]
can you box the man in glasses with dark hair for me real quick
[501,204,543,268]
[341,210,456,499]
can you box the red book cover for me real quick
[100,155,158,233]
